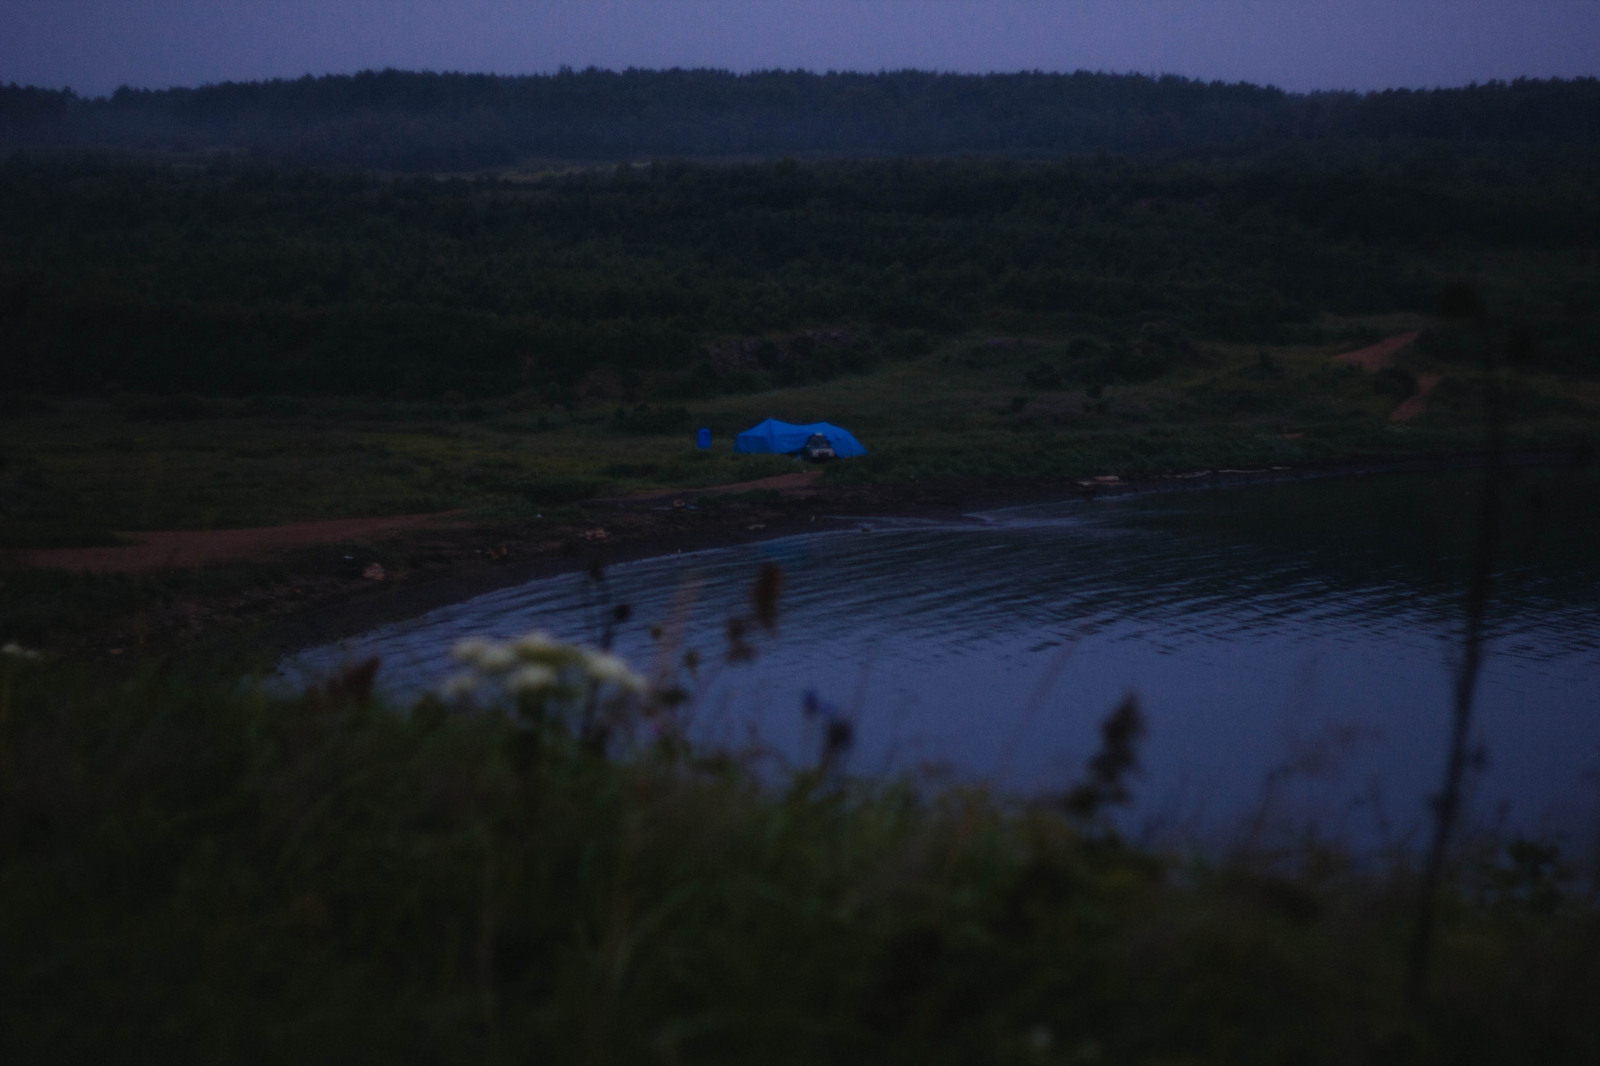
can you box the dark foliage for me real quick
[4,149,1596,401]
[611,404,691,434]
[1062,695,1146,819]
[514,478,608,506]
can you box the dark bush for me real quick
[0,393,55,418]
[611,404,692,435]
[1024,362,1066,389]
[0,522,127,550]
[515,478,608,506]
[600,462,664,478]
[1417,325,1478,364]
[241,395,308,418]
[697,488,782,507]
[126,394,209,421]
[885,329,935,360]
[1373,366,1420,399]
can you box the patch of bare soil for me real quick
[1331,331,1442,421]
[1333,331,1420,370]
[13,472,825,576]
[15,512,467,574]
[1390,372,1443,423]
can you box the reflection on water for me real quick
[282,469,1600,848]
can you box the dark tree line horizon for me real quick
[4,68,1599,169]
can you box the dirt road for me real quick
[15,512,466,574]
[13,471,826,574]
[1334,331,1420,370]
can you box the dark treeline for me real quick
[5,152,1599,401]
[4,69,1600,169]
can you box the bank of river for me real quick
[282,465,1600,851]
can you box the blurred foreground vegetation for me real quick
[1,648,1597,1064]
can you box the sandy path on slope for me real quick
[1330,330,1441,421]
[14,512,466,574]
[1389,372,1443,423]
[1333,331,1420,370]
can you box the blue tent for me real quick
[733,419,868,457]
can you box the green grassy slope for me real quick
[4,310,1595,546]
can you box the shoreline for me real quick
[248,447,1581,664]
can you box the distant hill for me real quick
[4,69,1599,169]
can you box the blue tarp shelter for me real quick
[733,419,868,457]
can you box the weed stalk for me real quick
[1408,285,1507,1005]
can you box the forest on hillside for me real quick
[4,69,1600,169]
[3,150,1599,403]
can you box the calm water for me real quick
[281,469,1600,850]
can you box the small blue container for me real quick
[697,427,712,449]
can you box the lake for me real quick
[281,467,1600,852]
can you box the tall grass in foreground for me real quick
[2,638,1597,1065]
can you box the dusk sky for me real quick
[3,1,1597,97]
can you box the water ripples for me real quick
[282,476,1600,847]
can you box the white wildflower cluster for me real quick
[443,631,647,706]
